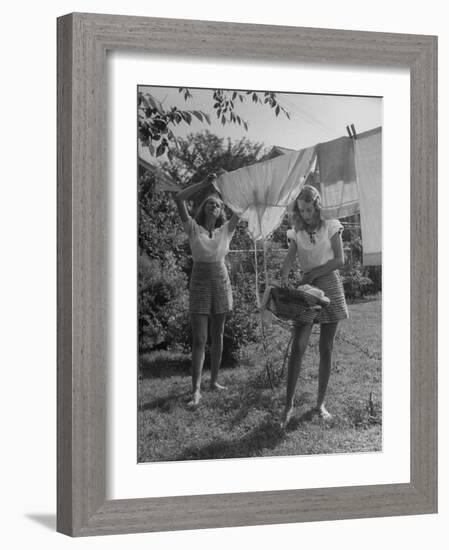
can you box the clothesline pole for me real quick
[263,239,269,289]
[253,239,260,307]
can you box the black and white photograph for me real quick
[3,0,442,545]
[137,85,382,463]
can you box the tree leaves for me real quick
[138,88,290,157]
[178,87,192,101]
[192,111,204,122]
[152,119,167,131]
[180,111,192,124]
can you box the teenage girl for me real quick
[280,185,348,427]
[176,178,240,406]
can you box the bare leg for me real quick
[316,322,338,418]
[281,323,313,427]
[209,313,227,390]
[189,313,209,406]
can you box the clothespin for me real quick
[346,124,358,140]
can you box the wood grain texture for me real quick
[57,13,74,536]
[57,12,438,537]
[409,35,438,508]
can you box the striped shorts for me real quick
[294,270,349,325]
[189,261,233,315]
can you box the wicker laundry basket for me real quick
[268,285,329,323]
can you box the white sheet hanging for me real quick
[215,147,316,241]
[354,127,382,265]
[316,135,359,219]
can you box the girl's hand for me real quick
[211,169,226,188]
[280,276,288,287]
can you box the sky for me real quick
[138,84,382,160]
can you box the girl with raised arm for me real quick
[175,177,240,407]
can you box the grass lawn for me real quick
[138,297,382,462]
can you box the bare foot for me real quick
[280,407,294,429]
[210,382,227,391]
[316,404,332,420]
[187,390,201,408]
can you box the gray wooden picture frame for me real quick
[57,12,438,537]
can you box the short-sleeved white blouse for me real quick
[286,219,343,272]
[183,217,235,263]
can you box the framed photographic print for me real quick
[135,84,383,464]
[57,12,437,536]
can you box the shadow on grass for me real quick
[139,351,191,379]
[293,408,316,425]
[139,390,190,413]
[176,419,285,461]
[221,388,275,427]
[285,407,336,431]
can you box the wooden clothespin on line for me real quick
[346,123,358,140]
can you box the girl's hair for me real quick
[290,184,322,231]
[194,194,226,228]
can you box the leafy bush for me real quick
[340,267,376,301]
[363,265,382,294]
[138,253,190,352]
[138,169,189,266]
[222,270,260,366]
[138,168,193,353]
[342,225,363,266]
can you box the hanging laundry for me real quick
[316,136,359,219]
[216,127,381,266]
[354,127,382,265]
[215,146,316,241]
